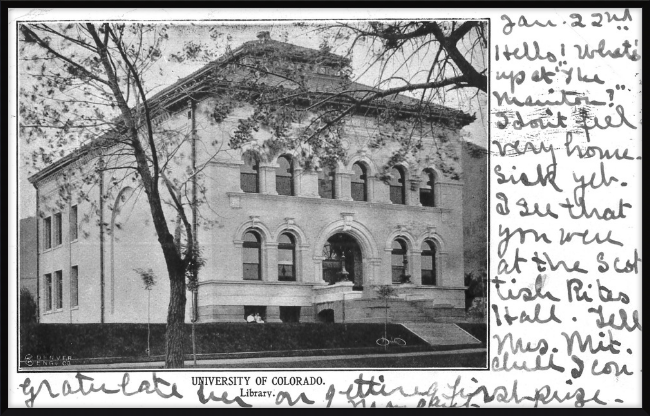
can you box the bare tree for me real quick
[20,22,224,368]
[228,21,486,177]
[20,21,485,368]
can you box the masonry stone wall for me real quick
[36,93,467,324]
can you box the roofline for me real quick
[28,39,474,186]
[28,146,90,185]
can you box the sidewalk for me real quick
[25,347,486,370]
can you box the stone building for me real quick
[28,34,478,325]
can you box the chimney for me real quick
[256,31,271,42]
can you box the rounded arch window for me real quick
[243,231,261,280]
[421,240,437,285]
[388,166,406,205]
[241,159,259,193]
[420,169,436,207]
[276,155,294,196]
[391,238,409,283]
[278,233,296,281]
[318,165,336,199]
[351,162,368,202]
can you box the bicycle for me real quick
[376,337,406,347]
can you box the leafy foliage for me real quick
[20,22,486,367]
[134,268,157,291]
[464,269,487,318]
[375,284,398,300]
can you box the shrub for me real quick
[464,269,486,309]
[20,288,37,326]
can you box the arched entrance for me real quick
[322,233,364,290]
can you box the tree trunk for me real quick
[165,265,187,368]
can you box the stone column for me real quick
[410,249,422,285]
[313,256,325,285]
[265,242,278,281]
[336,172,353,201]
[408,179,421,206]
[266,306,282,323]
[438,252,450,287]
[372,178,392,204]
[293,167,303,196]
[299,169,320,198]
[259,163,278,195]
[434,182,443,208]
[297,245,309,282]
[383,248,393,285]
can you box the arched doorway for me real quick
[322,233,364,290]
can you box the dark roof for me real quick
[29,37,474,185]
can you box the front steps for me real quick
[320,298,481,347]
[402,322,481,346]
[331,298,465,324]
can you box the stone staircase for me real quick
[339,298,464,323]
[402,322,481,346]
[333,298,481,346]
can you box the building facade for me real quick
[29,36,477,324]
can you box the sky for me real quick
[18,21,487,219]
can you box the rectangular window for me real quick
[55,270,63,309]
[243,247,260,280]
[351,183,365,202]
[390,185,405,205]
[276,176,292,196]
[278,248,295,281]
[277,264,295,281]
[318,178,334,199]
[43,217,52,250]
[70,266,79,307]
[70,205,78,241]
[391,266,405,284]
[240,172,258,193]
[420,189,434,207]
[244,306,267,321]
[422,270,436,286]
[243,264,260,280]
[53,213,63,246]
[280,306,301,323]
[44,273,52,311]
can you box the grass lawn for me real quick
[20,322,427,360]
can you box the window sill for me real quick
[42,244,63,254]
[227,192,451,213]
[42,309,64,315]
[200,280,319,287]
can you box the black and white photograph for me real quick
[17,18,488,370]
[8,5,641,409]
